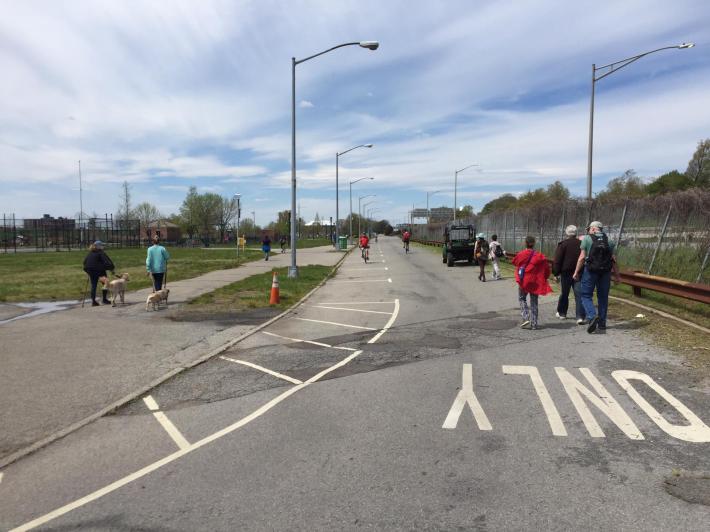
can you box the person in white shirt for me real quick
[488,234,505,280]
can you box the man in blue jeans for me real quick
[573,221,620,334]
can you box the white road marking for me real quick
[293,317,376,330]
[612,370,710,443]
[220,356,303,384]
[315,301,396,305]
[10,299,401,532]
[340,267,388,271]
[0,472,3,485]
[330,279,391,284]
[261,331,356,351]
[503,365,567,437]
[388,278,392,283]
[311,305,392,315]
[142,395,190,451]
[555,367,643,440]
[442,364,492,430]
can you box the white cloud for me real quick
[299,100,314,108]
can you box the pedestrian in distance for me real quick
[573,221,621,333]
[146,235,170,291]
[488,234,505,280]
[402,228,411,253]
[513,236,552,330]
[474,233,490,281]
[83,240,115,306]
[280,235,287,254]
[261,233,271,261]
[553,225,586,324]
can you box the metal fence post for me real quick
[616,201,628,259]
[697,245,710,283]
[13,213,17,253]
[647,205,672,275]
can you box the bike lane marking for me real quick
[292,317,376,330]
[219,356,303,385]
[261,330,357,351]
[142,396,190,451]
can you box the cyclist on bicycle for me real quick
[402,229,411,253]
[359,232,370,261]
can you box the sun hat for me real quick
[588,221,603,230]
[565,225,578,236]
[476,233,485,239]
[93,240,104,249]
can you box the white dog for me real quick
[145,288,170,311]
[109,273,130,307]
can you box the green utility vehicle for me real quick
[442,224,476,267]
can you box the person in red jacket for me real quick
[512,235,552,330]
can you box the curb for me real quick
[0,249,353,470]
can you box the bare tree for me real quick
[116,181,132,222]
[133,202,162,240]
[686,138,710,188]
[216,196,239,242]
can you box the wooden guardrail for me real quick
[411,238,710,305]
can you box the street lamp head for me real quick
[359,41,379,50]
[678,42,695,49]
[364,144,374,148]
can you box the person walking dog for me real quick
[573,221,621,333]
[83,240,115,306]
[146,235,170,291]
[512,236,552,330]
[553,225,585,324]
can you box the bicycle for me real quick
[404,240,410,254]
[361,245,369,263]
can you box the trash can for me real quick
[338,236,348,250]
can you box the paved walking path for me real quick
[0,246,343,466]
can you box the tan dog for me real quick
[109,273,130,307]
[145,288,170,311]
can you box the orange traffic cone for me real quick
[269,271,280,304]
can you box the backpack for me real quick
[586,233,612,273]
[478,240,490,258]
[493,243,504,258]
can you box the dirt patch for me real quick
[169,307,280,325]
[664,471,710,506]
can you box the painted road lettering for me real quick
[502,365,567,436]
[442,364,492,430]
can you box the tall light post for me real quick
[358,195,376,236]
[336,143,373,249]
[586,42,694,200]
[454,164,478,221]
[77,160,84,244]
[367,208,381,235]
[233,194,241,258]
[350,177,374,244]
[290,40,379,278]
[426,190,442,223]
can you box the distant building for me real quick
[147,219,181,242]
[23,214,75,231]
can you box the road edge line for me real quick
[0,248,352,470]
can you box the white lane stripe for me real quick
[340,267,388,271]
[0,472,3,485]
[329,279,391,284]
[10,299,401,532]
[261,331,357,351]
[142,395,190,451]
[143,396,160,411]
[311,305,392,315]
[315,301,396,305]
[388,278,392,283]
[293,317,376,330]
[220,356,303,384]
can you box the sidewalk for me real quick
[0,246,343,466]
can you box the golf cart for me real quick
[442,223,476,267]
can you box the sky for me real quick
[1,0,709,227]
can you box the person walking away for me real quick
[146,236,170,291]
[83,240,115,306]
[359,232,370,261]
[573,221,620,333]
[513,236,552,330]
[402,229,411,252]
[261,233,272,261]
[474,233,490,281]
[488,234,505,280]
[280,235,287,254]
[553,225,586,324]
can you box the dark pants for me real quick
[478,258,487,279]
[557,271,585,320]
[581,268,611,326]
[87,271,105,301]
[152,272,164,291]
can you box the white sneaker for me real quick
[520,320,531,329]
[555,312,566,320]
[576,318,585,325]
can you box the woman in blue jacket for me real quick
[146,236,170,290]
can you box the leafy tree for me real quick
[179,186,200,238]
[517,187,547,207]
[686,138,710,188]
[480,193,518,214]
[596,170,647,202]
[545,181,570,201]
[646,170,691,195]
[458,205,475,218]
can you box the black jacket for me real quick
[83,250,115,274]
[552,236,581,276]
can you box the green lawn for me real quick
[0,247,263,302]
[186,265,333,312]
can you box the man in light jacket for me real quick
[146,236,170,291]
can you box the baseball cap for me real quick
[588,221,603,230]
[93,240,104,248]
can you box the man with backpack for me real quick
[474,233,490,281]
[488,234,505,280]
[573,221,621,333]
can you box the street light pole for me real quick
[453,164,478,221]
[290,41,379,278]
[336,143,373,250]
[358,195,376,237]
[350,177,374,244]
[77,160,83,244]
[233,194,241,259]
[586,42,694,200]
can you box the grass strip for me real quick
[0,247,263,302]
[186,265,333,313]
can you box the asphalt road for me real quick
[2,236,709,531]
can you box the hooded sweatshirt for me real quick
[512,248,552,295]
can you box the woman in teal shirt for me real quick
[146,236,170,290]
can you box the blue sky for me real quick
[1,0,709,227]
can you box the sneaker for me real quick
[520,320,531,329]
[587,316,599,334]
[555,312,566,320]
[91,300,100,307]
[531,324,539,330]
[598,323,607,330]
[576,319,586,325]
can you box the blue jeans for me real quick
[557,272,584,320]
[581,268,611,326]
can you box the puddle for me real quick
[0,300,77,325]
